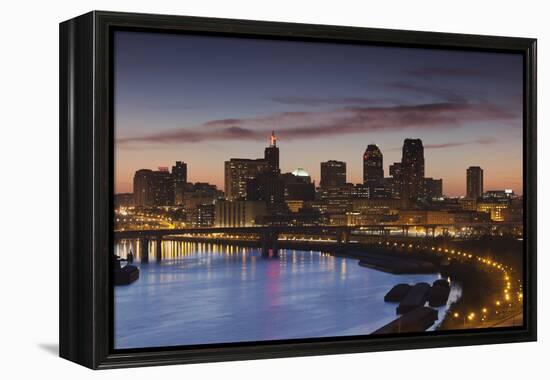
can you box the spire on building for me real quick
[270,130,277,147]
[264,130,280,175]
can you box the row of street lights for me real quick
[377,239,522,328]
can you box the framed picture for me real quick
[59,11,537,369]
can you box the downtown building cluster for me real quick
[115,132,522,229]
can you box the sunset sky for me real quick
[114,30,523,197]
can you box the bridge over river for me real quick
[114,222,521,262]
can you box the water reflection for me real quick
[115,239,260,261]
[114,240,460,349]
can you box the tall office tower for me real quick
[400,138,425,200]
[363,144,384,186]
[320,160,346,188]
[224,158,268,200]
[388,163,403,198]
[264,131,280,175]
[133,169,154,207]
[150,167,175,206]
[133,167,175,207]
[172,161,187,205]
[466,166,484,199]
[424,177,443,199]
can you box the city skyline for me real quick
[117,136,515,198]
[110,28,527,349]
[114,31,523,196]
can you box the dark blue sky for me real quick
[114,30,523,196]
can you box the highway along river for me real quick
[114,240,461,349]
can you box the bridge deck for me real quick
[114,222,521,239]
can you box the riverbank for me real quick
[338,250,437,274]
[330,237,523,332]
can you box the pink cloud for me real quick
[117,102,518,145]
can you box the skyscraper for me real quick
[391,139,425,200]
[363,144,384,186]
[320,160,346,188]
[264,130,280,176]
[150,167,174,206]
[225,132,281,200]
[467,166,484,199]
[172,161,187,205]
[424,177,443,199]
[388,162,403,198]
[224,159,268,200]
[133,169,154,207]
[133,167,175,206]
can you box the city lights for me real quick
[114,133,523,334]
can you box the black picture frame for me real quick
[59,10,537,369]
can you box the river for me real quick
[114,240,461,349]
